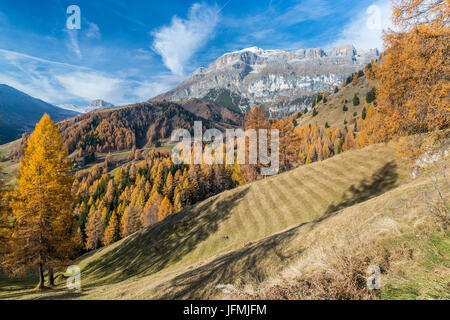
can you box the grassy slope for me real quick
[296,77,375,129]
[2,142,425,299]
[0,139,21,186]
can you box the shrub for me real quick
[366,88,376,103]
[235,249,386,300]
[353,94,360,106]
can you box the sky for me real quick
[0,0,393,107]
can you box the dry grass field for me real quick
[5,140,447,300]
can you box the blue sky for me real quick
[0,0,392,107]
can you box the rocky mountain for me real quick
[0,84,79,143]
[59,99,115,113]
[85,99,115,112]
[154,45,379,112]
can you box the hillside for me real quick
[4,100,240,163]
[5,140,445,299]
[179,98,243,125]
[296,74,376,129]
[0,84,78,143]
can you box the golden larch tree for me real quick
[103,210,119,245]
[158,196,173,221]
[375,0,449,139]
[1,114,75,289]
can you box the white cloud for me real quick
[65,29,82,58]
[0,48,178,106]
[331,0,393,50]
[0,48,90,70]
[135,48,153,60]
[86,22,101,39]
[274,0,332,27]
[131,79,176,102]
[151,3,219,76]
[55,72,122,102]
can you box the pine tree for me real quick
[342,130,355,152]
[352,94,360,106]
[365,88,376,103]
[103,211,119,245]
[232,163,246,186]
[1,114,75,289]
[162,171,174,200]
[158,197,173,221]
[173,192,183,212]
[362,107,367,120]
[141,190,162,227]
[121,203,141,237]
[85,206,104,250]
[245,106,269,130]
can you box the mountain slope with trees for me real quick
[0,84,78,143]
[5,101,239,164]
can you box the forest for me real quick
[0,0,448,292]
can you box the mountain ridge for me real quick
[153,44,379,111]
[58,99,115,113]
[0,84,78,143]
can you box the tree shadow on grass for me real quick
[0,283,88,300]
[152,162,401,299]
[155,224,304,300]
[326,160,399,214]
[311,160,399,226]
[80,187,251,286]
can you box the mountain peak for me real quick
[155,44,379,113]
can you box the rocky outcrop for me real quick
[154,45,379,109]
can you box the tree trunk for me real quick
[48,267,55,286]
[36,263,45,290]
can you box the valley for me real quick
[0,0,448,303]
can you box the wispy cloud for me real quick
[65,29,82,58]
[331,0,393,50]
[0,49,176,106]
[151,3,219,76]
[0,48,90,69]
[219,0,333,51]
[86,22,101,39]
[273,0,332,27]
[55,72,121,102]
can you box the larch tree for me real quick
[85,206,104,250]
[375,0,449,139]
[244,106,269,182]
[1,114,75,289]
[103,210,119,245]
[121,202,141,237]
[162,171,174,200]
[158,197,173,221]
